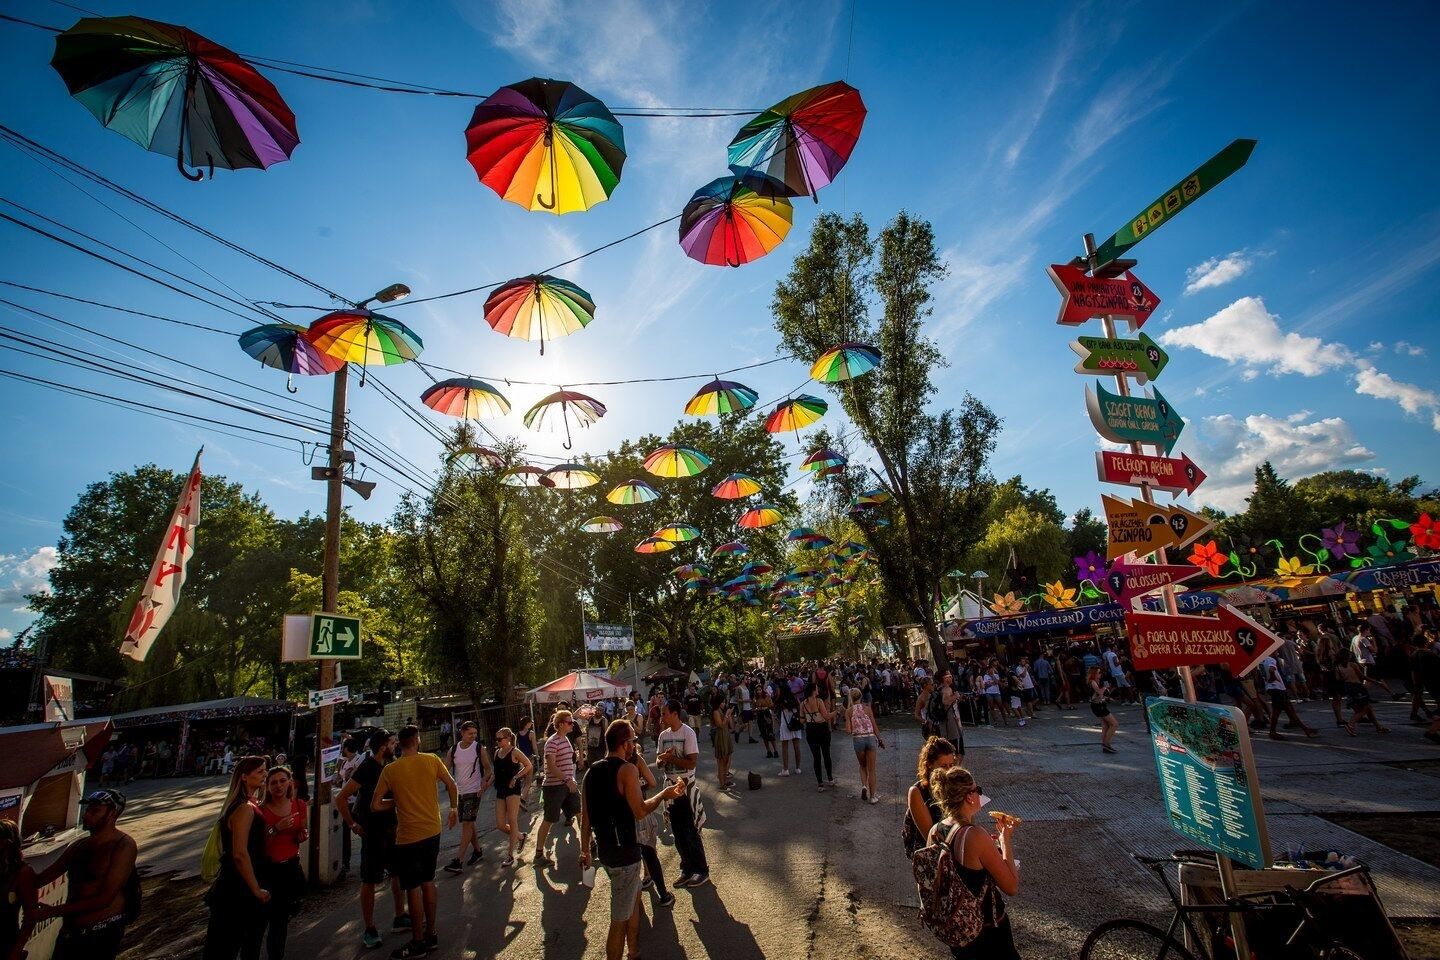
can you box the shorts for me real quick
[542,783,581,824]
[1321,670,1344,698]
[392,833,440,890]
[1111,673,1130,688]
[359,821,397,884]
[54,914,127,960]
[458,792,481,823]
[604,860,644,922]
[1020,689,1035,703]
[741,709,754,722]
[1090,701,1111,719]
[1267,689,1290,711]
[853,734,877,756]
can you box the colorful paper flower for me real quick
[1233,536,1277,568]
[1188,540,1226,577]
[1320,522,1360,558]
[1041,581,1078,609]
[1276,555,1315,579]
[1411,513,1440,551]
[1366,530,1415,566]
[989,591,1023,615]
[1072,550,1108,585]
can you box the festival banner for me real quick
[120,449,202,662]
[584,623,635,652]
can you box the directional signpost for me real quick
[1101,559,1204,607]
[1086,382,1185,454]
[1124,604,1283,677]
[1048,264,1160,329]
[1102,494,1212,561]
[308,684,350,709]
[309,613,361,660]
[1096,449,1206,495]
[1072,332,1168,383]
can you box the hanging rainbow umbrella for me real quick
[483,275,595,355]
[447,444,504,469]
[671,562,710,580]
[420,378,511,419]
[712,540,749,558]
[238,323,341,389]
[814,465,846,479]
[464,78,625,214]
[678,176,792,267]
[51,15,300,180]
[811,342,881,382]
[684,378,758,415]
[765,395,827,434]
[606,479,660,505]
[711,472,762,499]
[643,445,711,478]
[740,561,774,576]
[801,448,846,473]
[306,310,423,375]
[522,390,606,449]
[726,81,867,200]
[786,526,824,543]
[856,487,892,505]
[738,504,783,529]
[654,524,701,543]
[635,537,675,554]
[542,462,600,489]
[500,464,548,487]
[579,516,623,533]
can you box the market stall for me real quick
[0,719,111,839]
[111,695,296,775]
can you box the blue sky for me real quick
[1,0,1438,641]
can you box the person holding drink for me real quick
[926,766,1021,960]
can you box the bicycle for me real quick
[1079,852,1369,960]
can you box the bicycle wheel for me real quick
[1080,918,1201,960]
[1319,948,1366,960]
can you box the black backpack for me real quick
[927,690,948,726]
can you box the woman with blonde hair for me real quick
[903,736,956,858]
[203,755,270,960]
[1087,665,1119,754]
[927,766,1020,959]
[492,727,533,867]
[844,688,884,803]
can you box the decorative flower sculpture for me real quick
[1276,556,1315,580]
[1188,540,1226,577]
[1041,581,1078,609]
[1320,522,1361,559]
[1366,529,1415,566]
[1231,536,1276,574]
[989,591,1023,615]
[1072,550,1107,585]
[1411,513,1440,551]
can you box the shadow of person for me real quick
[687,883,764,960]
[532,830,593,960]
[452,868,527,959]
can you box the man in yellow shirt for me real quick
[372,725,458,959]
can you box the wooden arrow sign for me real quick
[1086,383,1185,454]
[1124,604,1283,677]
[1102,494,1213,561]
[1101,559,1203,606]
[1072,332,1169,384]
[1096,450,1206,495]
[1048,264,1160,329]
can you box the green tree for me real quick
[1066,507,1108,562]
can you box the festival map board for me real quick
[1147,696,1271,870]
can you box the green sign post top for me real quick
[309,613,361,660]
[1085,382,1184,455]
[1071,331,1169,384]
[1092,139,1258,268]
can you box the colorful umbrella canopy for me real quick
[765,395,827,433]
[671,563,709,580]
[814,464,846,479]
[811,342,881,382]
[684,378,758,415]
[740,561,774,576]
[522,390,606,449]
[306,310,423,369]
[796,534,834,551]
[542,462,600,489]
[51,15,299,180]
[712,540,749,558]
[786,526,822,543]
[606,479,660,505]
[238,323,341,387]
[801,448,847,473]
[726,81,866,200]
[738,504,783,529]
[856,487,892,504]
[465,78,625,214]
[420,378,511,419]
[500,464,548,487]
[482,275,595,355]
[446,444,504,469]
[711,472,762,500]
[643,445,712,478]
[635,537,675,555]
[654,524,701,543]
[579,516,623,533]
[678,176,792,267]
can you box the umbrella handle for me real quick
[536,127,558,209]
[286,374,298,394]
[562,415,574,450]
[177,64,204,181]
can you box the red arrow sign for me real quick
[1048,264,1161,329]
[1101,560,1203,606]
[1097,450,1207,495]
[1124,604,1283,677]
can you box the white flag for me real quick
[120,449,203,662]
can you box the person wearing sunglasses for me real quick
[491,728,533,867]
[33,788,138,960]
[926,767,1020,959]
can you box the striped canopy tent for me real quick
[525,670,631,704]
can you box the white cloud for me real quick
[1191,413,1375,513]
[1352,362,1440,426]
[0,628,10,642]
[1159,296,1353,377]
[1394,340,1426,357]
[0,546,57,607]
[1184,251,1253,295]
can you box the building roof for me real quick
[0,720,112,790]
[111,695,296,727]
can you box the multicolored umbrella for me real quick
[765,395,827,433]
[606,479,660,505]
[579,516,623,533]
[811,342,881,382]
[238,323,341,389]
[483,275,595,355]
[801,448,846,473]
[635,537,675,555]
[671,562,710,580]
[522,390,606,449]
[420,378,511,419]
[542,462,600,489]
[306,310,423,374]
[710,472,762,499]
[740,561,774,576]
[643,445,711,478]
[712,540,749,558]
[464,78,625,214]
[738,504,783,529]
[678,176,792,267]
[856,487,892,505]
[447,444,504,469]
[51,15,299,179]
[726,81,866,200]
[500,464,548,487]
[684,378,758,415]
[654,524,701,543]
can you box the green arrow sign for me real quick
[309,613,362,660]
[1085,382,1184,454]
[1072,332,1169,384]
[1093,139,1257,268]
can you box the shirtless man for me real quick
[34,788,138,960]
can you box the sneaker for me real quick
[467,849,484,866]
[673,874,696,888]
[362,928,383,950]
[826,778,837,786]
[392,915,413,933]
[817,784,827,793]
[641,875,655,890]
[687,873,710,888]
[501,854,515,867]
[443,858,463,874]
[535,853,553,867]
[657,892,676,908]
[422,934,438,954]
[1102,745,1118,754]
[860,786,869,803]
[391,940,426,959]
[778,768,790,777]
[795,767,802,775]
[868,795,880,805]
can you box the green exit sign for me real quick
[309,613,362,660]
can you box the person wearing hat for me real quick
[33,787,139,960]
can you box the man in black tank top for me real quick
[580,720,685,960]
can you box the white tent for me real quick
[525,670,631,704]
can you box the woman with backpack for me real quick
[915,766,1020,959]
[776,685,804,776]
[903,736,956,859]
[256,766,307,960]
[202,755,271,960]
[801,683,835,791]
